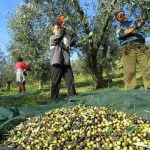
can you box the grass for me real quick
[0,72,145,107]
[0,74,94,106]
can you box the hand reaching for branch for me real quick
[136,17,145,28]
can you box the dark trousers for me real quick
[18,81,25,93]
[51,65,76,99]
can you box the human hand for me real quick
[136,17,145,28]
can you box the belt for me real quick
[123,42,144,49]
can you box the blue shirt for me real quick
[116,20,145,46]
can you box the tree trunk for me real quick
[39,79,44,90]
[72,0,117,89]
[4,77,15,91]
[6,82,11,91]
[92,64,103,89]
[87,50,103,89]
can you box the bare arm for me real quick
[116,18,144,38]
[116,26,137,38]
[22,62,31,71]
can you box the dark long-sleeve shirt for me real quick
[49,29,71,66]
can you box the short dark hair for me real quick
[114,10,123,19]
[17,57,23,62]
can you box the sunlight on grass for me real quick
[0,74,144,106]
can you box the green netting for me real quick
[73,88,150,118]
[0,146,19,150]
[0,87,150,149]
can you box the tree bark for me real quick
[39,79,44,90]
[87,50,103,89]
[6,82,11,91]
[4,76,15,91]
[93,67,103,89]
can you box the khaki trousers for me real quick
[122,43,150,90]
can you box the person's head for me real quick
[52,16,66,35]
[115,11,128,23]
[17,57,23,62]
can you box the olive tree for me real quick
[8,0,150,89]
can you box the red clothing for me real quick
[16,61,31,70]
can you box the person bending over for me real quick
[16,57,31,93]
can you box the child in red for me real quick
[16,57,31,93]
